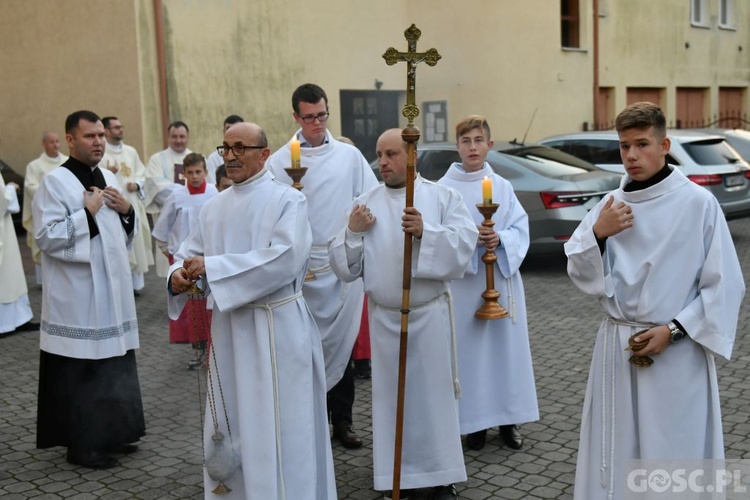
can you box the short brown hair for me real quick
[183,152,206,170]
[615,102,666,138]
[455,115,491,142]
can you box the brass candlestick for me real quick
[284,166,316,281]
[474,203,509,320]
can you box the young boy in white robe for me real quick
[152,153,217,366]
[565,102,745,500]
[437,115,539,452]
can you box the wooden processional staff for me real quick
[382,24,441,500]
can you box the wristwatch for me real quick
[667,321,686,343]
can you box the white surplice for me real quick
[267,130,379,388]
[33,166,139,359]
[329,176,476,490]
[102,142,154,278]
[438,163,539,433]
[0,178,33,333]
[144,147,191,277]
[565,167,745,500]
[167,171,336,500]
[152,183,218,255]
[23,153,67,265]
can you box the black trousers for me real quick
[327,359,354,425]
[37,349,146,451]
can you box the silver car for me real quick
[539,130,750,219]
[370,143,621,254]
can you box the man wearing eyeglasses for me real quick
[267,83,379,450]
[168,122,336,498]
[101,117,153,295]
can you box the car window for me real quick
[723,136,750,160]
[504,146,600,173]
[574,139,622,164]
[418,150,461,181]
[681,139,742,165]
[511,154,594,177]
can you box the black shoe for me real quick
[499,424,523,450]
[383,489,413,499]
[105,443,139,454]
[354,359,371,379]
[14,321,40,332]
[432,484,458,499]
[332,421,363,449]
[66,448,118,469]
[465,429,487,450]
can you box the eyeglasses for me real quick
[217,144,265,157]
[299,112,330,124]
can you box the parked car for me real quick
[539,130,750,219]
[1,158,25,233]
[370,143,621,253]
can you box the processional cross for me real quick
[382,24,440,500]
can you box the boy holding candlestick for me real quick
[437,115,539,451]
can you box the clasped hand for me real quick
[83,186,132,216]
[170,256,206,294]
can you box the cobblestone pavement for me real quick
[2,217,749,499]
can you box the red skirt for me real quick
[352,296,371,360]
[169,297,212,344]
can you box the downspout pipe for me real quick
[154,0,169,148]
[592,0,600,130]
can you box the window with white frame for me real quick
[719,0,736,29]
[691,0,708,26]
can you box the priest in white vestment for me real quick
[267,84,378,450]
[437,116,539,452]
[168,123,336,500]
[22,131,68,284]
[330,129,477,496]
[0,176,37,334]
[565,102,745,500]
[144,120,192,277]
[101,116,154,292]
[34,111,145,470]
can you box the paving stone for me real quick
[3,218,749,498]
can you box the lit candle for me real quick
[482,176,492,204]
[290,140,301,168]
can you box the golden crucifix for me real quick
[382,24,440,500]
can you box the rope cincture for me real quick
[243,289,303,500]
[600,316,656,499]
[371,290,461,399]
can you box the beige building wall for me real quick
[157,0,593,155]
[0,0,154,174]
[2,1,749,173]
[597,0,750,128]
